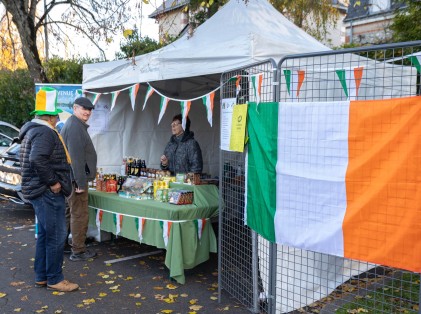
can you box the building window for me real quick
[370,0,390,13]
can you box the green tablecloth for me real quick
[88,183,219,284]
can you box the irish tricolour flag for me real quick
[245,97,421,272]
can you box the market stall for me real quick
[88,182,219,284]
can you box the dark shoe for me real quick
[47,280,79,292]
[64,244,72,254]
[69,249,97,261]
[35,280,47,288]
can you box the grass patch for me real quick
[334,272,420,313]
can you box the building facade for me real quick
[343,0,405,45]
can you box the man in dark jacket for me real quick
[61,97,97,261]
[19,87,79,292]
[160,114,203,175]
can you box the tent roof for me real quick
[83,0,329,91]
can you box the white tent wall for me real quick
[88,83,221,177]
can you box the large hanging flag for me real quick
[336,67,364,100]
[110,90,121,111]
[142,85,154,111]
[251,73,263,104]
[160,221,173,247]
[113,213,123,236]
[95,209,104,241]
[180,100,191,130]
[129,83,140,111]
[409,55,421,73]
[283,69,305,101]
[245,97,421,272]
[158,96,170,124]
[202,92,215,127]
[135,217,146,243]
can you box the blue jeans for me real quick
[30,189,67,285]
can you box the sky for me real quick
[47,0,160,61]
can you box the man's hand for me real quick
[50,182,61,194]
[75,187,85,194]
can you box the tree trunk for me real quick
[3,0,49,83]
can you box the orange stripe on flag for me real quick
[353,67,363,97]
[344,96,421,272]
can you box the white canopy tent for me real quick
[82,0,329,176]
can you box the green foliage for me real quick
[116,29,164,60]
[0,70,34,127]
[43,57,96,84]
[391,0,421,43]
[0,57,93,127]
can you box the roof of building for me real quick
[344,0,405,22]
[149,0,348,19]
[149,0,190,18]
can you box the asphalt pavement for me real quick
[0,199,249,314]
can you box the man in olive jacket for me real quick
[61,97,97,261]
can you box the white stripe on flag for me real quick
[275,101,350,256]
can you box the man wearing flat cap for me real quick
[61,97,97,261]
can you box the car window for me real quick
[0,133,12,147]
[0,122,19,139]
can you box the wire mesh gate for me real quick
[219,41,421,314]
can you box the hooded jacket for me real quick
[19,120,72,200]
[161,130,203,175]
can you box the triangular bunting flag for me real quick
[110,91,121,111]
[95,209,103,241]
[88,92,101,106]
[235,75,242,96]
[113,213,123,236]
[202,92,215,127]
[180,100,191,130]
[251,73,263,104]
[409,56,421,74]
[129,83,140,111]
[195,218,207,240]
[143,85,154,111]
[135,217,146,243]
[161,221,172,247]
[336,67,364,100]
[158,96,170,124]
[284,69,305,101]
[74,89,83,101]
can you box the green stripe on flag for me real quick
[246,102,278,242]
[335,69,348,98]
[409,56,421,74]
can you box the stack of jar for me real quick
[94,168,126,193]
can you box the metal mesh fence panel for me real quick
[219,41,421,314]
[272,41,421,314]
[219,59,277,314]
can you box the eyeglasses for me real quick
[171,122,181,127]
[74,105,93,112]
